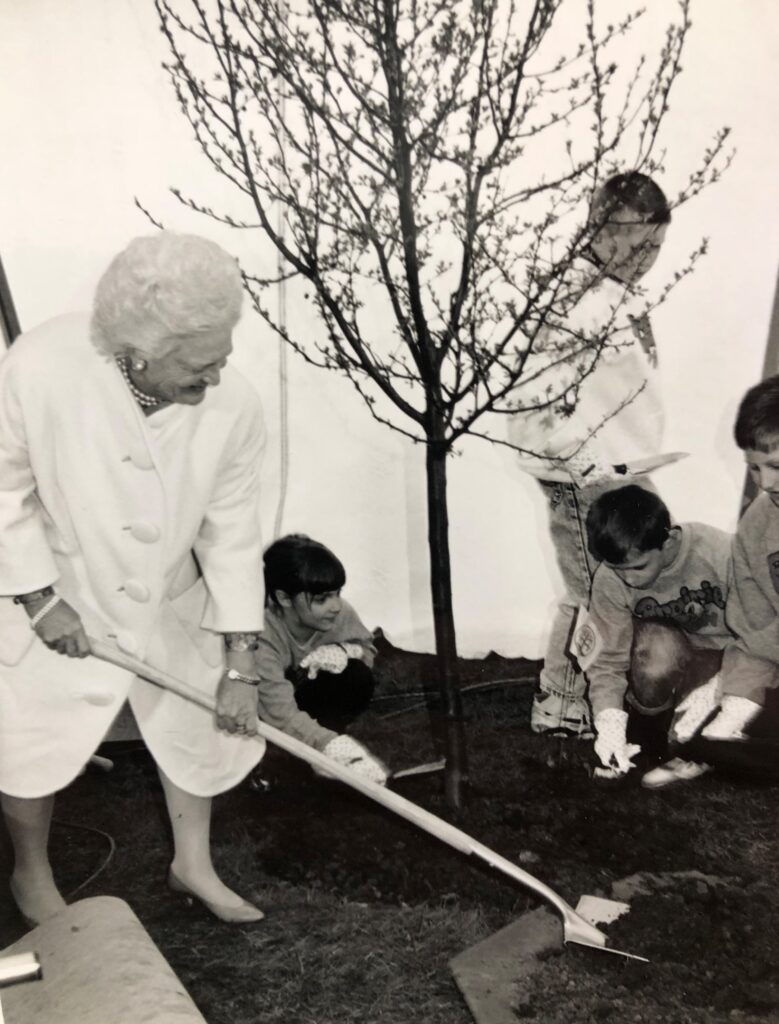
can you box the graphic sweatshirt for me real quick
[573,523,733,717]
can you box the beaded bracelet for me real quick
[28,595,62,630]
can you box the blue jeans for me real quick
[532,477,656,734]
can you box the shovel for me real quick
[87,637,641,959]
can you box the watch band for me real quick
[225,668,261,686]
[13,586,55,606]
[224,632,261,652]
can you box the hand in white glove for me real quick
[671,676,721,743]
[300,644,349,679]
[319,735,388,785]
[593,708,641,775]
[340,642,366,662]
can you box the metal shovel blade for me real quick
[572,895,649,962]
[575,894,630,925]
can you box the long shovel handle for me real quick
[88,636,606,947]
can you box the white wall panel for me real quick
[1,1,777,655]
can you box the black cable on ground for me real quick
[51,819,117,900]
[379,674,536,720]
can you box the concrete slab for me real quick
[450,907,562,1024]
[1,896,206,1024]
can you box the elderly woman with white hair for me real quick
[0,232,273,925]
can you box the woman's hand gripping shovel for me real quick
[87,636,646,962]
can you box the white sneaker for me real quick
[641,758,712,790]
[701,695,761,741]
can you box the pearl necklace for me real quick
[116,357,165,410]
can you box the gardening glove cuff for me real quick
[671,676,721,743]
[340,642,366,661]
[593,708,640,774]
[300,644,349,679]
[322,735,388,785]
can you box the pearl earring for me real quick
[132,358,147,372]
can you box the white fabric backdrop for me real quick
[1,1,777,655]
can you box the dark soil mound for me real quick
[517,876,779,1023]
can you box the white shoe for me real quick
[701,695,761,741]
[641,758,712,790]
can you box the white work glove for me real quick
[300,644,349,679]
[593,708,641,776]
[320,735,388,785]
[340,642,366,661]
[671,676,721,743]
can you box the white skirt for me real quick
[0,580,266,798]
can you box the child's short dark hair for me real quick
[734,375,779,452]
[586,485,671,564]
[264,534,346,607]
[592,172,672,226]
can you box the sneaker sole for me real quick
[641,763,712,790]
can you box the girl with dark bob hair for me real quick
[250,535,381,770]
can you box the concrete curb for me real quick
[1,896,207,1023]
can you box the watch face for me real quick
[225,633,259,652]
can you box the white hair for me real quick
[90,232,244,358]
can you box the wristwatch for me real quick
[225,668,261,686]
[13,586,55,605]
[224,632,261,652]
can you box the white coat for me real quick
[0,313,267,798]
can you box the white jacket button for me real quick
[123,579,151,603]
[115,630,139,654]
[126,445,154,470]
[128,521,160,543]
[76,692,116,706]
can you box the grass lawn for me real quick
[1,639,777,1023]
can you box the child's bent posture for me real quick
[573,485,732,787]
[507,172,673,738]
[702,376,779,740]
[253,534,384,782]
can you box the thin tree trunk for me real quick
[425,423,469,809]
